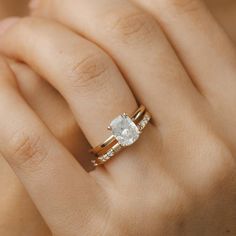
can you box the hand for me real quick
[1,0,236,235]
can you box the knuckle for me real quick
[106,10,157,44]
[67,53,110,90]
[8,131,48,170]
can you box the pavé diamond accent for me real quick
[110,114,140,146]
[138,113,151,131]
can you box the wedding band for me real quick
[91,105,151,167]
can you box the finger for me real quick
[131,0,236,109]
[0,57,103,235]
[8,60,93,170]
[32,0,202,126]
[0,17,151,175]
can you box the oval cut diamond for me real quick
[110,114,140,146]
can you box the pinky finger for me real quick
[0,57,106,235]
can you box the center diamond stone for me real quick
[110,114,140,146]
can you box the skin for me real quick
[0,2,93,236]
[0,0,236,235]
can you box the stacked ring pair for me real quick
[90,105,151,166]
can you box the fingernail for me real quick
[29,0,40,10]
[0,17,19,36]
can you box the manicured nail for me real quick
[0,17,19,36]
[29,0,40,10]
